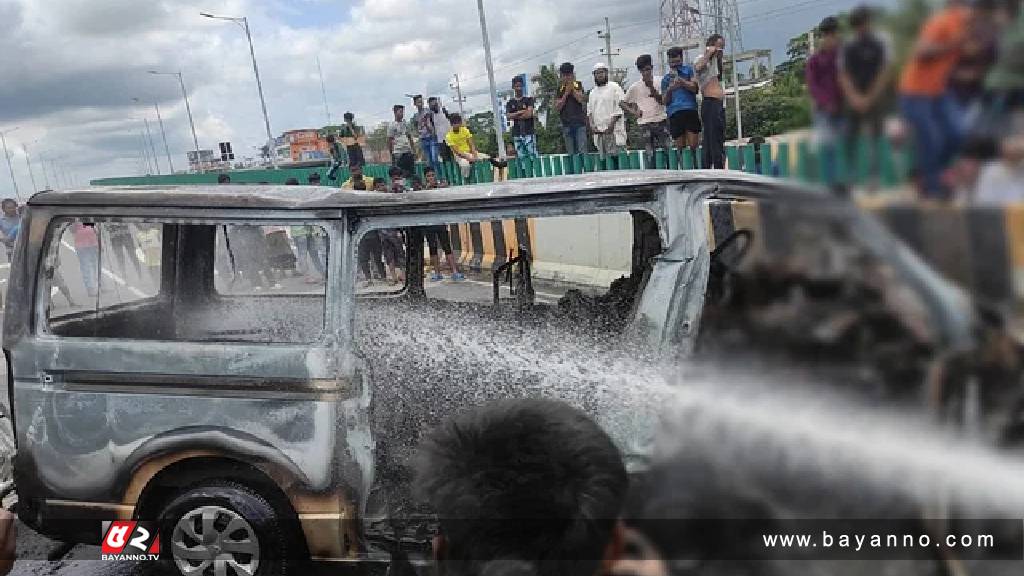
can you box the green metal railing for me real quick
[90,136,913,189]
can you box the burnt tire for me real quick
[158,480,296,576]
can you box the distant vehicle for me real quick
[3,171,1018,574]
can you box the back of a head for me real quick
[559,62,574,75]
[415,398,628,576]
[344,111,354,121]
[818,16,839,36]
[217,174,231,184]
[849,5,872,28]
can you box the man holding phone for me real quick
[696,34,727,169]
[661,46,701,167]
[555,62,588,155]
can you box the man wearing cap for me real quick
[412,95,442,175]
[556,62,589,155]
[587,62,627,166]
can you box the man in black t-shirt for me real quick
[555,62,588,155]
[506,76,538,162]
[839,5,891,182]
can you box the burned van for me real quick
[1,171,1011,574]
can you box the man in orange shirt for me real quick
[899,0,975,199]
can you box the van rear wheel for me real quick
[158,480,295,576]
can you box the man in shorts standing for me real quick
[661,46,701,167]
[421,167,464,281]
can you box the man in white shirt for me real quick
[621,54,669,168]
[587,62,626,167]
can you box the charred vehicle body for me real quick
[2,171,1019,573]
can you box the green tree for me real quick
[467,111,498,156]
[531,64,567,154]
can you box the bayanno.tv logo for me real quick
[100,521,161,561]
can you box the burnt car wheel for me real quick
[158,481,295,576]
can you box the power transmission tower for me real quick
[702,0,742,51]
[659,0,704,72]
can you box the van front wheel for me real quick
[158,480,293,576]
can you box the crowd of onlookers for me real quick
[806,0,1022,201]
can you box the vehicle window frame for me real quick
[37,215,336,346]
[348,196,665,304]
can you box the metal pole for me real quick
[475,0,507,159]
[603,17,613,69]
[37,150,50,189]
[140,132,153,175]
[154,102,174,173]
[316,56,331,125]
[143,118,161,174]
[0,131,20,201]
[731,19,742,140]
[452,74,466,117]
[21,144,37,192]
[176,72,202,172]
[242,18,277,169]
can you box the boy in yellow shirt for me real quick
[444,114,506,181]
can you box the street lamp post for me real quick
[0,127,21,200]
[21,144,37,193]
[148,70,201,172]
[153,101,174,173]
[133,100,162,175]
[474,0,507,160]
[201,12,277,169]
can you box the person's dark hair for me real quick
[410,176,423,189]
[285,177,300,185]
[308,172,322,184]
[558,62,574,75]
[353,179,367,191]
[849,5,873,28]
[818,16,840,35]
[706,33,724,47]
[424,166,436,176]
[666,46,684,59]
[415,398,628,576]
[217,173,231,184]
[635,54,653,70]
[388,166,404,177]
[393,104,404,111]
[344,112,354,121]
[326,134,336,143]
[512,76,523,86]
[413,94,423,101]
[428,96,438,103]
[450,113,463,124]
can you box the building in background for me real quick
[187,149,216,172]
[279,129,329,163]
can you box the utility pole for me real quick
[148,70,202,172]
[450,74,467,117]
[475,0,506,160]
[21,144,37,192]
[317,56,331,125]
[598,17,621,70]
[0,128,21,201]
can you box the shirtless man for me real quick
[695,34,727,169]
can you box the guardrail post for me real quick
[667,148,679,170]
[542,156,552,177]
[681,149,694,170]
[797,140,812,182]
[725,146,740,171]
[742,145,757,174]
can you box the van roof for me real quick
[28,171,798,210]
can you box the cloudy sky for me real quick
[0,0,895,191]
